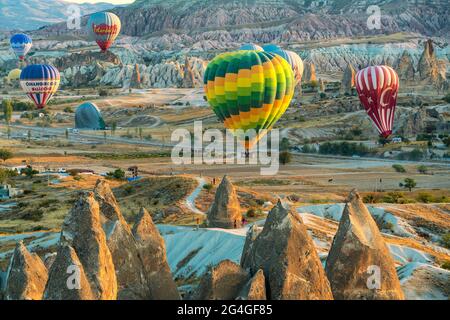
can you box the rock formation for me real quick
[340,64,356,94]
[130,64,142,89]
[44,245,95,300]
[303,62,317,83]
[325,190,405,300]
[94,179,148,300]
[207,175,242,229]
[397,50,415,81]
[192,260,250,300]
[241,201,333,300]
[237,269,266,300]
[4,242,48,300]
[417,39,447,90]
[60,192,117,300]
[132,207,180,300]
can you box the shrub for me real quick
[203,183,213,191]
[416,192,433,203]
[279,151,292,164]
[417,165,428,174]
[63,106,74,113]
[441,261,450,270]
[392,164,406,173]
[442,233,450,249]
[22,209,44,221]
[363,194,377,203]
[99,89,109,97]
[123,185,135,195]
[107,168,125,180]
[246,208,256,218]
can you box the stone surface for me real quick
[60,192,117,300]
[237,269,266,300]
[44,245,95,300]
[241,200,333,300]
[398,50,415,81]
[192,260,250,300]
[132,207,180,300]
[5,241,48,300]
[325,189,405,300]
[207,175,242,229]
[94,179,148,300]
[340,63,356,94]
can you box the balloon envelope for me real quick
[10,33,32,60]
[8,69,22,81]
[263,44,303,84]
[87,12,121,52]
[355,65,399,138]
[239,43,263,51]
[75,102,106,130]
[20,64,60,109]
[204,50,294,146]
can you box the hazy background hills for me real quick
[0,0,115,31]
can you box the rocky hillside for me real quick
[0,0,115,31]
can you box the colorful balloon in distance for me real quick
[204,50,294,147]
[87,12,121,52]
[355,65,399,138]
[284,50,304,84]
[8,69,22,82]
[75,102,106,130]
[263,44,303,84]
[20,64,60,109]
[239,43,263,51]
[10,33,32,60]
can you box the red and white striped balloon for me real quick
[355,65,399,138]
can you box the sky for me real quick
[64,0,135,4]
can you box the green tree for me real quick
[279,151,292,165]
[111,121,117,135]
[107,168,125,180]
[399,178,417,192]
[417,165,428,174]
[0,149,13,163]
[392,164,406,173]
[2,99,13,124]
[280,137,290,152]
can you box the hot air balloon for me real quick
[20,64,60,109]
[263,44,304,84]
[355,66,399,138]
[87,12,121,52]
[8,69,22,82]
[204,50,294,148]
[239,43,263,51]
[75,102,106,130]
[10,33,32,61]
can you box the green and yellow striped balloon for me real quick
[204,50,294,145]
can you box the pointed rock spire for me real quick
[325,189,404,300]
[207,175,242,229]
[192,260,250,300]
[241,200,333,300]
[61,191,117,300]
[5,241,48,300]
[44,245,95,300]
[237,269,266,300]
[93,179,128,230]
[132,207,180,300]
[94,180,149,299]
[340,63,356,94]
